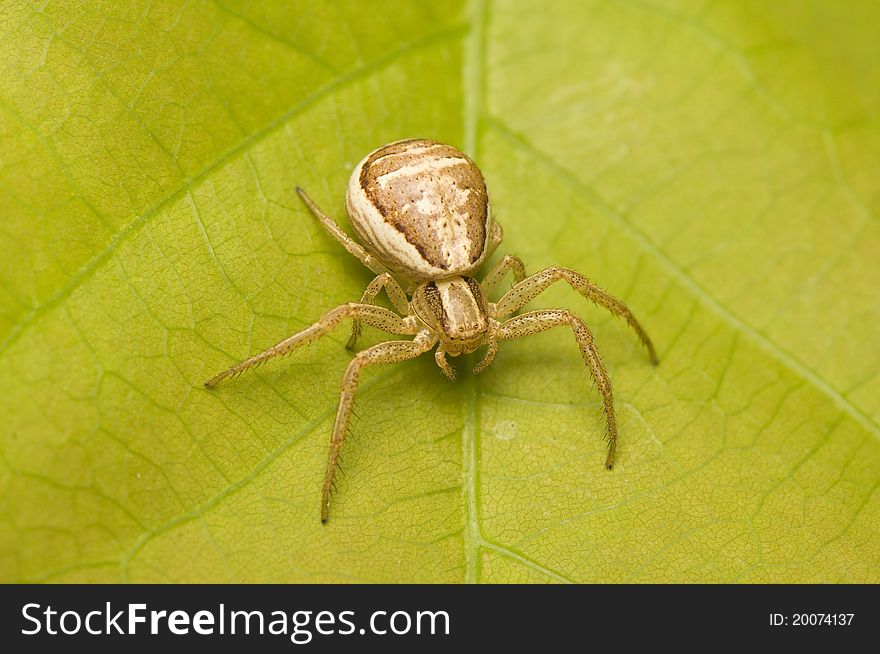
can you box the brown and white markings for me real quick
[204,138,658,524]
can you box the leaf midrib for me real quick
[461,0,486,584]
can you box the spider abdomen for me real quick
[346,138,493,281]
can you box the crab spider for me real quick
[205,139,658,523]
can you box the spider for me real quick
[205,138,658,523]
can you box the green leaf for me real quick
[1,0,878,583]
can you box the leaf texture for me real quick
[1,0,878,582]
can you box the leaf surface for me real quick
[1,0,878,582]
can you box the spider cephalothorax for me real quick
[205,138,658,523]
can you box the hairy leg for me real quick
[323,330,437,522]
[496,267,658,364]
[497,309,619,468]
[486,220,504,259]
[473,338,498,373]
[347,273,411,349]
[434,349,456,381]
[480,254,526,297]
[204,303,417,388]
[296,187,393,277]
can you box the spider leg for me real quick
[497,309,618,468]
[347,272,411,350]
[434,348,456,380]
[473,336,498,373]
[323,330,437,523]
[480,254,526,297]
[496,266,658,364]
[474,340,498,375]
[488,221,505,261]
[296,187,393,277]
[204,303,417,388]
